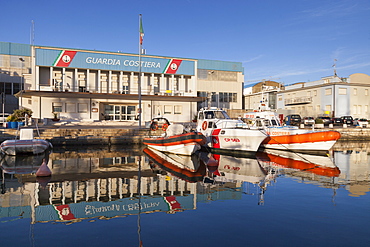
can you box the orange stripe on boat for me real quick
[265,153,340,177]
[143,148,206,182]
[262,131,341,145]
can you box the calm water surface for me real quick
[0,142,369,247]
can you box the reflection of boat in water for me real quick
[143,124,207,155]
[256,149,340,177]
[206,153,270,184]
[0,152,48,174]
[143,147,207,182]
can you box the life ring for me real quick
[150,123,158,131]
[202,121,208,130]
[162,123,169,131]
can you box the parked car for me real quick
[316,116,332,125]
[302,117,315,125]
[341,116,354,125]
[284,114,302,126]
[331,117,343,126]
[353,118,368,128]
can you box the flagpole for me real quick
[138,14,143,128]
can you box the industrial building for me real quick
[0,42,244,123]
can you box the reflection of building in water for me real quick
[0,152,242,224]
[2,145,370,223]
[332,141,370,197]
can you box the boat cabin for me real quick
[197,108,247,136]
[243,111,282,128]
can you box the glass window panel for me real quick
[66,103,76,112]
[105,105,114,114]
[78,103,88,113]
[127,106,136,114]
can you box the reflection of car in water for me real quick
[149,117,171,131]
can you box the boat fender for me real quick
[162,123,169,131]
[202,121,208,130]
[150,123,158,131]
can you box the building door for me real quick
[104,105,136,121]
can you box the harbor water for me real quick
[0,142,369,247]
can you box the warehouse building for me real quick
[0,42,244,123]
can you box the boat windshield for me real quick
[271,119,280,126]
[204,110,229,119]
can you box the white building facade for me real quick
[277,74,370,119]
[0,42,244,123]
[244,74,370,119]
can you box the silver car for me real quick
[303,117,315,125]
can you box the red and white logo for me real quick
[164,196,182,211]
[163,59,182,74]
[53,50,77,67]
[54,204,76,220]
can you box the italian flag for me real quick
[139,15,144,45]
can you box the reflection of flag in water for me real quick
[54,204,76,220]
[164,196,181,211]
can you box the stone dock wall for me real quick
[0,126,369,146]
[0,127,159,146]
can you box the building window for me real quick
[278,96,282,101]
[339,88,347,95]
[325,88,332,95]
[13,83,21,94]
[218,92,237,103]
[354,88,357,96]
[78,103,88,113]
[365,89,368,96]
[164,105,172,114]
[313,90,317,96]
[211,92,217,102]
[174,105,182,114]
[52,102,63,113]
[232,93,237,102]
[122,85,129,94]
[5,83,12,94]
[365,105,368,113]
[66,103,76,113]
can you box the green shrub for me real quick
[315,118,323,124]
[7,108,33,122]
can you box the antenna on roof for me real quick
[332,59,337,77]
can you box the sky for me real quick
[2,0,370,86]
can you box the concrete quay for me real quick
[0,121,369,146]
[0,121,154,146]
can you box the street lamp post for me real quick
[19,58,25,109]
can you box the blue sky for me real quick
[2,0,370,86]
